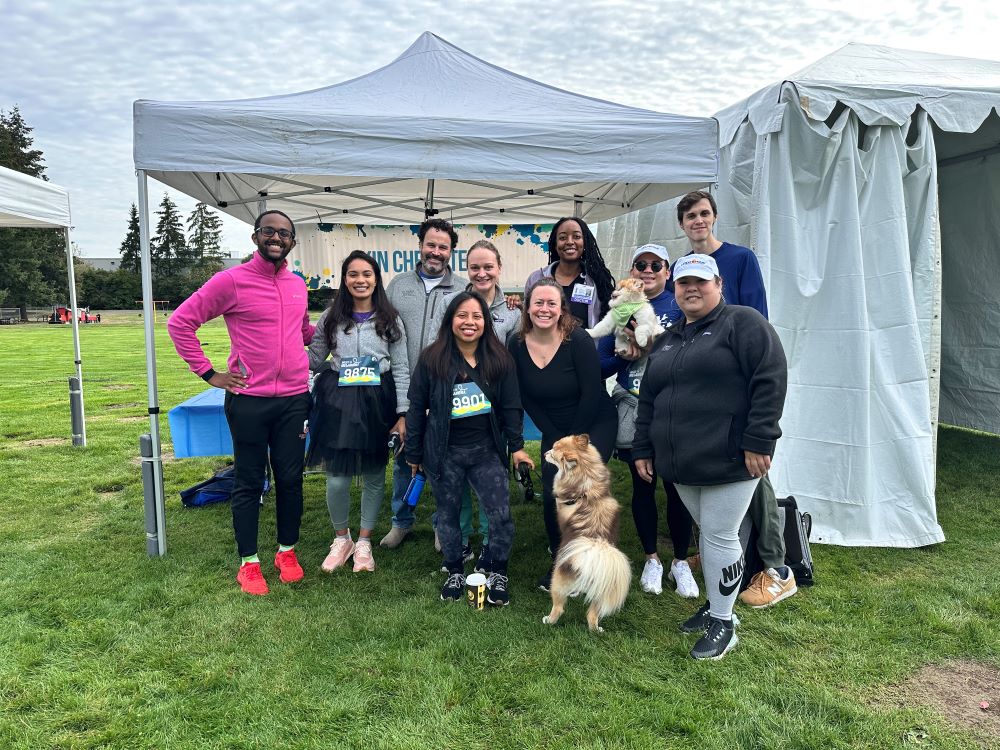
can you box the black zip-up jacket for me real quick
[405,351,524,480]
[631,302,787,486]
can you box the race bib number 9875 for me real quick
[339,355,380,387]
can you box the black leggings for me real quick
[540,413,617,556]
[625,458,693,561]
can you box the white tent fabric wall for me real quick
[594,42,1000,548]
[937,135,1000,433]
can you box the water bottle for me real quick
[405,470,426,508]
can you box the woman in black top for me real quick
[507,278,617,588]
[406,291,534,606]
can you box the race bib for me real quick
[451,381,492,419]
[338,355,381,387]
[626,360,646,397]
[570,283,595,305]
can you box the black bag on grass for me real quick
[738,495,815,589]
[180,467,270,508]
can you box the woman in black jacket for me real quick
[633,254,788,661]
[406,291,534,606]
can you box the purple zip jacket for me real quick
[167,252,315,397]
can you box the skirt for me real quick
[306,368,397,476]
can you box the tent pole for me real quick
[425,179,435,218]
[573,199,583,217]
[137,170,167,556]
[257,195,267,215]
[64,226,86,447]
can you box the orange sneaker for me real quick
[236,562,269,595]
[274,548,305,583]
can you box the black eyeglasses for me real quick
[633,260,664,272]
[256,226,294,240]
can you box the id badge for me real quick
[626,360,646,397]
[451,381,492,419]
[338,355,381,387]
[570,283,595,305]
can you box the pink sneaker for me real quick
[353,538,375,572]
[321,533,355,573]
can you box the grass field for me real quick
[1,319,997,750]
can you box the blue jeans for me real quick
[389,452,416,530]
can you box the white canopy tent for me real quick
[132,31,719,554]
[598,43,1000,547]
[0,165,86,446]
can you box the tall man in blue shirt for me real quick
[676,190,797,608]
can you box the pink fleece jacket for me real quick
[167,252,315,398]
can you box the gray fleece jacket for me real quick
[307,311,411,413]
[385,264,468,371]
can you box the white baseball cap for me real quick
[672,253,719,281]
[631,243,670,264]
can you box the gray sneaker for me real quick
[680,601,740,634]
[379,526,411,549]
[690,617,739,660]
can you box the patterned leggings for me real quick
[430,439,514,570]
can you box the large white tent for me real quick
[598,44,1000,547]
[0,165,86,446]
[132,32,719,554]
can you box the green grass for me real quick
[0,320,997,750]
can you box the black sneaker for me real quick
[537,569,553,592]
[440,572,465,601]
[461,544,474,564]
[474,545,491,574]
[680,602,741,634]
[486,572,510,606]
[690,617,739,660]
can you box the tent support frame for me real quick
[137,169,167,556]
[63,226,86,446]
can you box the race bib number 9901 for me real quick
[451,381,492,419]
[339,355,381,387]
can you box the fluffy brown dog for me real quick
[542,434,631,632]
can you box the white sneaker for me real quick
[640,558,664,594]
[669,559,700,598]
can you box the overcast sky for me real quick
[4,0,997,257]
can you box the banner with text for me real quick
[289,224,553,292]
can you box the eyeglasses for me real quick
[256,226,294,240]
[633,260,664,272]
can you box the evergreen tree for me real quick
[0,107,65,314]
[119,203,141,274]
[151,193,187,277]
[0,106,45,177]
[186,202,224,261]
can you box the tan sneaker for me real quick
[738,567,797,608]
[321,533,355,573]
[379,526,410,549]
[353,538,375,572]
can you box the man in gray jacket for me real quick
[379,218,467,548]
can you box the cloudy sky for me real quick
[4,0,997,257]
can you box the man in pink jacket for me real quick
[168,210,315,595]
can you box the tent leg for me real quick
[137,170,167,556]
[64,227,86,446]
[425,179,435,218]
[573,199,583,217]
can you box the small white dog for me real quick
[587,278,664,355]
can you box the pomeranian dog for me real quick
[542,434,631,632]
[587,278,665,355]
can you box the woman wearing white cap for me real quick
[597,244,698,600]
[631,253,787,660]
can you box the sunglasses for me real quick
[632,260,665,272]
[256,226,294,240]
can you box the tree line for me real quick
[0,106,234,314]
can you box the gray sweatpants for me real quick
[326,468,387,532]
[675,478,759,621]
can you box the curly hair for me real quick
[547,216,614,317]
